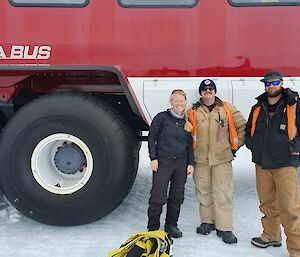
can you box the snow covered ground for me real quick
[0,143,297,257]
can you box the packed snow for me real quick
[0,143,298,257]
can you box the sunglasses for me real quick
[202,86,215,92]
[264,80,282,87]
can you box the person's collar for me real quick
[284,88,299,105]
[168,108,185,119]
[215,97,223,106]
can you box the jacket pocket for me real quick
[270,128,290,160]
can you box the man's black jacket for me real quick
[148,110,194,165]
[245,88,300,169]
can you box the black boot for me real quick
[216,230,237,244]
[196,223,215,235]
[165,224,183,238]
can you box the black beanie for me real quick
[199,79,217,94]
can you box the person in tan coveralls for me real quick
[186,79,246,244]
[245,70,300,257]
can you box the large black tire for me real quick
[0,93,139,225]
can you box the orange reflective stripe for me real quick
[189,110,197,149]
[251,101,297,141]
[251,106,261,137]
[287,103,297,140]
[189,103,239,150]
[223,102,239,150]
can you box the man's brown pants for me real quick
[256,165,300,256]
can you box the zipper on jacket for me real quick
[261,103,269,126]
[208,112,212,166]
[273,100,284,117]
[174,120,179,159]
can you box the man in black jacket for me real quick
[245,70,300,257]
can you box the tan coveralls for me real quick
[192,98,246,231]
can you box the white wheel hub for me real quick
[31,133,93,194]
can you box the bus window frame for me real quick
[228,0,300,7]
[117,0,199,8]
[8,0,89,8]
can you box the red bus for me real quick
[1,0,300,226]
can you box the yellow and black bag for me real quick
[108,230,173,257]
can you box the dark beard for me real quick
[266,87,282,98]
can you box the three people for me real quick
[147,89,194,238]
[245,70,300,257]
[147,72,300,257]
[186,79,246,244]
